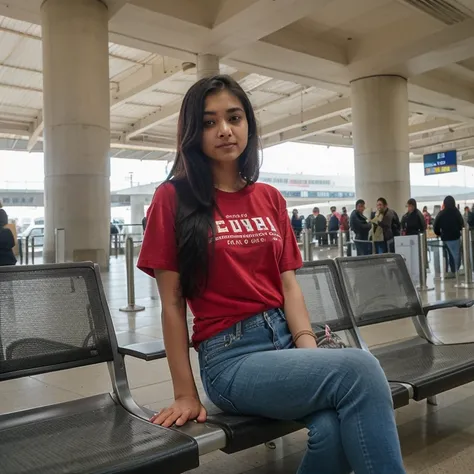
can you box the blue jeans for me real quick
[199,309,405,474]
[444,239,461,273]
[375,241,387,254]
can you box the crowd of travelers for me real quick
[291,195,471,272]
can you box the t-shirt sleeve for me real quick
[137,183,178,277]
[277,193,303,273]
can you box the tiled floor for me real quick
[3,252,474,473]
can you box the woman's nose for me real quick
[217,122,232,137]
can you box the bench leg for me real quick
[427,396,438,406]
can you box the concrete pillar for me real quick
[196,54,220,80]
[130,195,146,235]
[41,0,110,268]
[351,75,410,217]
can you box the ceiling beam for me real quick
[205,0,334,57]
[408,118,460,137]
[106,0,129,19]
[27,111,43,152]
[262,116,349,147]
[124,71,251,139]
[296,133,353,148]
[260,97,351,138]
[111,56,183,109]
[226,41,349,94]
[412,137,474,155]
[348,17,474,78]
[410,126,474,151]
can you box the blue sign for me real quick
[423,150,457,176]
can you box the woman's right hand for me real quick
[149,396,207,428]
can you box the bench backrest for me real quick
[335,254,423,327]
[296,260,355,333]
[0,263,116,381]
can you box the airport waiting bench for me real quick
[335,254,474,401]
[120,259,411,424]
[0,260,410,474]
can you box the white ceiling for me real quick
[0,0,473,165]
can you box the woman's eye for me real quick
[204,120,215,127]
[230,115,242,122]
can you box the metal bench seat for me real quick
[336,254,474,402]
[374,337,474,400]
[0,263,199,474]
[120,341,304,454]
[389,382,411,408]
[121,259,411,454]
[0,394,197,474]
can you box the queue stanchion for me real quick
[25,236,29,265]
[455,226,474,289]
[18,238,23,265]
[432,240,442,281]
[31,236,36,264]
[120,236,145,312]
[303,229,313,262]
[417,232,433,291]
[338,230,345,257]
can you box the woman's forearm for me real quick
[162,305,199,399]
[282,272,317,349]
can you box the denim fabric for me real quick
[375,241,387,254]
[355,241,372,256]
[198,309,405,474]
[444,239,461,273]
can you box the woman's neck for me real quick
[212,163,246,192]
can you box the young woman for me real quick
[433,195,464,278]
[138,75,405,473]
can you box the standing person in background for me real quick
[401,199,425,236]
[339,207,350,256]
[463,206,474,229]
[291,209,303,241]
[350,199,372,255]
[422,206,432,229]
[371,198,396,254]
[434,196,464,278]
[0,207,16,266]
[328,206,339,245]
[311,207,327,246]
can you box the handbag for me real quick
[314,324,347,349]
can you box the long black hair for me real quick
[167,75,260,299]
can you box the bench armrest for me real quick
[118,341,166,361]
[423,299,474,315]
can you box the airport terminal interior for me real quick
[4,0,474,472]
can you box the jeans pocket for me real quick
[204,333,232,362]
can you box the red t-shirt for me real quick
[137,181,302,348]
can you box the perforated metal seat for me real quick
[121,259,410,450]
[0,394,197,474]
[336,254,474,400]
[0,263,199,474]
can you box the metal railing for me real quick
[302,229,350,261]
[119,236,145,313]
[455,226,474,289]
[417,232,433,291]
